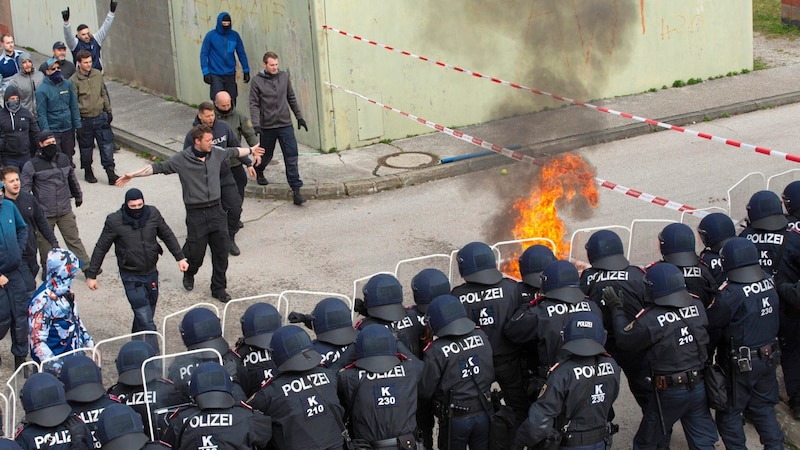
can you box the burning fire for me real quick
[502,153,599,277]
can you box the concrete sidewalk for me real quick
[107,63,800,203]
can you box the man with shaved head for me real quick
[214,90,258,202]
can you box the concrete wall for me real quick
[321,0,753,152]
[8,0,753,152]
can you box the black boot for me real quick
[14,356,25,369]
[791,394,800,420]
[229,236,240,256]
[85,167,98,183]
[106,167,119,185]
[292,189,306,206]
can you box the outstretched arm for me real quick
[115,165,154,186]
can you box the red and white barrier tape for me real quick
[326,82,707,218]
[323,25,800,165]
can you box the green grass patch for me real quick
[687,77,703,85]
[378,138,393,144]
[753,0,800,37]
[672,80,686,88]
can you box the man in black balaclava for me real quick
[85,188,188,352]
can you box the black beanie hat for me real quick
[124,188,144,203]
[222,13,231,22]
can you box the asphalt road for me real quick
[7,101,799,446]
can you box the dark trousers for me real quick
[54,129,76,160]
[438,412,490,450]
[254,125,303,190]
[183,205,229,295]
[221,181,242,238]
[0,268,29,357]
[633,383,718,450]
[417,397,435,450]
[494,357,530,424]
[716,359,784,450]
[231,164,247,199]
[0,153,30,170]
[779,309,800,398]
[78,112,115,169]
[121,271,161,353]
[210,74,238,106]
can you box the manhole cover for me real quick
[378,151,439,169]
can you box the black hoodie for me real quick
[0,85,39,158]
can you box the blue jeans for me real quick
[0,154,29,170]
[78,112,115,169]
[716,358,783,450]
[255,125,303,190]
[438,412,490,450]
[121,271,160,352]
[633,383,718,450]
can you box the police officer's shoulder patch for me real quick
[14,423,24,438]
[644,261,658,270]
[537,383,547,399]
[108,393,120,402]
[718,281,728,292]
[423,341,434,353]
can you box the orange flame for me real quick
[503,153,599,277]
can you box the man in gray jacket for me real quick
[117,124,263,303]
[21,130,90,275]
[249,51,308,205]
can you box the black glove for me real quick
[297,118,308,132]
[110,0,118,13]
[75,198,83,207]
[354,298,368,316]
[203,74,212,85]
[106,111,113,125]
[243,72,250,83]
[62,7,70,22]
[253,127,261,136]
[602,286,623,310]
[287,311,315,330]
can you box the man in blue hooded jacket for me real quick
[200,12,250,106]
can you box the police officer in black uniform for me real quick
[740,190,800,418]
[783,180,800,231]
[654,222,718,307]
[697,212,737,286]
[409,268,449,450]
[231,302,281,397]
[248,325,345,450]
[107,340,183,441]
[162,361,271,449]
[59,355,120,448]
[739,190,800,283]
[338,324,424,449]
[579,229,651,410]
[517,244,555,301]
[337,274,418,371]
[451,241,527,423]
[289,297,357,369]
[707,238,784,449]
[506,260,602,394]
[169,307,248,402]
[15,373,94,450]
[95,403,169,449]
[604,262,718,449]
[514,312,620,450]
[419,294,495,450]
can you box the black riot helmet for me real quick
[643,262,693,308]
